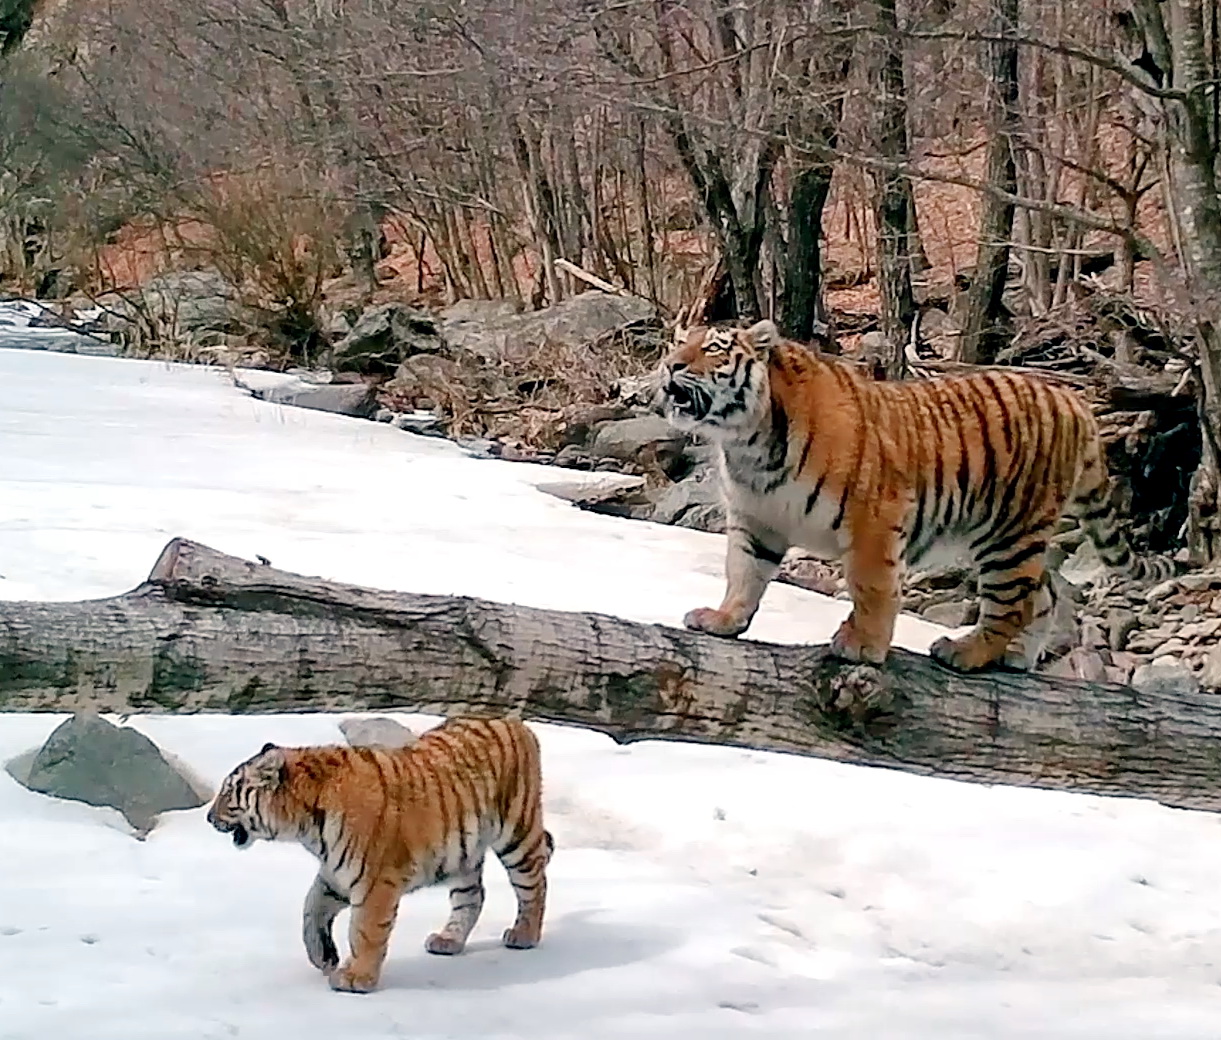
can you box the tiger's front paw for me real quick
[929,633,999,673]
[502,923,541,950]
[829,619,888,665]
[327,961,380,994]
[424,932,467,956]
[683,607,749,638]
[304,928,339,973]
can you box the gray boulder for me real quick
[16,713,207,834]
[331,303,443,374]
[339,716,418,750]
[648,470,725,533]
[97,268,251,340]
[256,379,378,418]
[1132,659,1201,698]
[590,415,686,464]
[439,290,657,365]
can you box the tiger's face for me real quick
[206,743,287,850]
[658,319,777,433]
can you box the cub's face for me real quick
[206,742,286,850]
[658,319,776,432]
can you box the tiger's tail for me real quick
[1070,440,1179,583]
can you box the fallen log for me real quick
[2,538,1220,813]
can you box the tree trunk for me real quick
[778,161,834,341]
[5,538,1221,815]
[1137,0,1221,563]
[874,0,917,378]
[958,0,1020,364]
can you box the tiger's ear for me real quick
[671,323,704,350]
[745,319,780,354]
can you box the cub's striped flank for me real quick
[207,715,552,993]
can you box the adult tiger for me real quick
[658,319,1176,673]
[206,715,553,993]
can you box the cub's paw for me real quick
[327,961,380,994]
[683,607,748,638]
[502,924,541,950]
[304,928,340,973]
[424,932,467,956]
[929,634,997,673]
[829,620,888,666]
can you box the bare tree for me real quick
[872,0,918,376]
[957,0,1019,363]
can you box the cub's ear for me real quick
[745,319,780,354]
[253,744,288,786]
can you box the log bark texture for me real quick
[3,538,1221,813]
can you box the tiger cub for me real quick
[658,319,1176,673]
[206,715,553,993]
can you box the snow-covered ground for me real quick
[3,337,1221,1038]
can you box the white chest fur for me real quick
[717,448,849,561]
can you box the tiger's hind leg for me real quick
[424,863,486,956]
[495,826,553,951]
[999,570,1058,671]
[302,871,348,973]
[931,524,1055,673]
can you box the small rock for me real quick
[1176,571,1221,593]
[1154,637,1188,657]
[1063,648,1108,682]
[338,716,418,749]
[1079,619,1106,650]
[1199,646,1221,691]
[1180,603,1201,623]
[1126,631,1164,654]
[1107,609,1139,651]
[552,444,593,469]
[777,553,842,596]
[1132,659,1200,698]
[456,437,497,458]
[920,600,974,628]
[1148,579,1180,603]
[392,411,445,435]
[498,441,533,462]
[16,713,207,834]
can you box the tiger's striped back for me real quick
[206,715,552,993]
[657,319,1176,672]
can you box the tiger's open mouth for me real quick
[664,380,709,421]
[212,818,253,849]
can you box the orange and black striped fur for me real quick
[658,319,1176,673]
[206,715,553,993]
